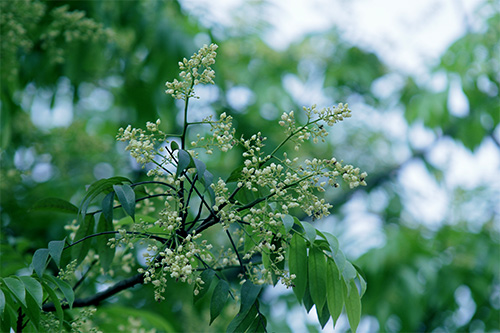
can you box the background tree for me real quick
[1,0,499,332]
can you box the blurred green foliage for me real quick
[1,0,498,332]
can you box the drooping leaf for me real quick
[302,284,314,313]
[41,281,64,331]
[210,279,230,325]
[113,184,136,220]
[342,261,358,286]
[48,238,66,268]
[32,248,50,278]
[176,149,192,179]
[19,276,43,308]
[239,280,262,315]
[246,311,267,332]
[96,213,115,271]
[326,258,344,325]
[194,269,216,303]
[71,214,95,265]
[343,278,361,333]
[24,291,41,330]
[227,302,259,333]
[316,302,331,329]
[289,233,308,301]
[46,275,75,308]
[301,221,317,244]
[333,248,346,276]
[281,214,294,233]
[101,191,115,223]
[321,231,339,255]
[80,176,130,219]
[357,272,367,298]
[308,246,327,310]
[2,277,26,307]
[194,158,206,182]
[31,197,78,214]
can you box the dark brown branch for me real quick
[42,273,144,312]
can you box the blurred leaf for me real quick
[31,198,78,214]
[210,279,229,325]
[96,213,115,271]
[48,238,66,268]
[2,277,26,307]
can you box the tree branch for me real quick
[42,273,145,312]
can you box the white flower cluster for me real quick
[117,119,165,166]
[165,43,218,99]
[191,112,236,154]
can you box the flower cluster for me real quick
[165,43,218,99]
[191,112,236,153]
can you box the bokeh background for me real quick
[1,0,499,331]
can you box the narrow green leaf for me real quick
[0,288,5,314]
[24,291,41,330]
[343,278,361,333]
[357,272,367,298]
[176,149,192,179]
[42,281,64,331]
[46,275,75,308]
[31,197,78,214]
[72,214,95,265]
[194,158,206,182]
[170,141,179,152]
[301,221,317,244]
[247,310,267,332]
[342,261,357,282]
[308,246,327,310]
[80,176,130,219]
[240,280,262,315]
[113,184,136,220]
[1,302,17,332]
[2,277,26,307]
[19,276,43,308]
[302,284,314,313]
[32,248,50,278]
[326,258,343,325]
[316,302,331,329]
[96,214,115,271]
[289,233,307,301]
[195,269,216,303]
[321,231,339,255]
[102,191,114,223]
[227,302,259,333]
[48,238,66,268]
[333,248,346,276]
[210,280,229,325]
[281,214,294,233]
[204,170,214,189]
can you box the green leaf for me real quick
[289,233,307,301]
[0,288,5,314]
[301,221,317,244]
[342,261,357,282]
[302,284,314,313]
[80,176,130,219]
[281,214,294,233]
[113,184,136,221]
[102,191,115,223]
[247,312,267,332]
[194,158,206,182]
[41,281,64,331]
[32,248,50,278]
[240,280,262,315]
[320,231,339,255]
[226,165,244,183]
[316,302,331,329]
[2,277,26,307]
[357,272,367,298]
[170,141,179,152]
[227,302,259,333]
[96,213,115,271]
[308,246,327,310]
[24,290,41,330]
[48,238,66,268]
[332,248,346,276]
[72,214,95,265]
[195,269,216,303]
[1,302,17,332]
[19,276,43,308]
[210,279,229,325]
[31,197,78,214]
[176,149,192,179]
[326,258,344,325]
[343,278,361,333]
[46,275,75,308]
